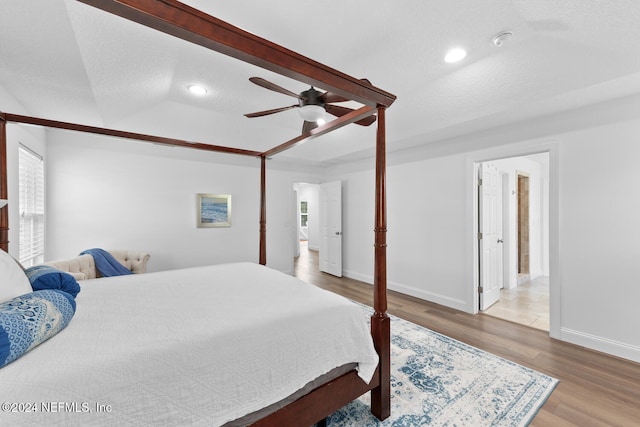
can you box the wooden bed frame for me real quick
[0,1,396,425]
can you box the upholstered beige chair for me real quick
[42,250,150,281]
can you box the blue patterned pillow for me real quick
[0,290,76,368]
[25,265,81,298]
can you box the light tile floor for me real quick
[483,276,550,331]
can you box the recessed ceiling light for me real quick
[188,84,207,96]
[444,48,467,63]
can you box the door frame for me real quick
[468,140,560,339]
[516,171,531,280]
[290,179,321,274]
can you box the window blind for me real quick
[19,145,45,267]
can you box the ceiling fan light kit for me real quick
[299,104,325,122]
[298,87,326,122]
[244,76,375,133]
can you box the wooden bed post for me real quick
[259,155,267,265]
[370,105,390,420]
[0,116,9,253]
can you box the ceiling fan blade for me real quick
[302,120,319,134]
[320,91,349,103]
[325,104,376,126]
[245,105,298,118]
[249,77,303,99]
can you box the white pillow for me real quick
[0,250,32,303]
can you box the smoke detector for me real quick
[492,31,513,47]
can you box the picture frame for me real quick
[197,193,232,227]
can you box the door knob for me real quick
[497,239,504,243]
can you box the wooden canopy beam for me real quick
[0,113,262,157]
[261,105,376,158]
[76,0,397,109]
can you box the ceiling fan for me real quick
[244,77,376,134]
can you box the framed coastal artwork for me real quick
[197,194,231,227]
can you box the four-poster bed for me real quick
[0,0,396,425]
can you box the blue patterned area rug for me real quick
[328,307,558,426]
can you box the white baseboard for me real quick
[343,270,468,312]
[343,272,640,363]
[343,269,373,284]
[560,327,640,364]
[389,280,468,312]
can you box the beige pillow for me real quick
[0,250,32,303]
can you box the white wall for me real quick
[326,107,640,363]
[341,168,374,284]
[336,155,470,311]
[557,121,640,360]
[44,129,322,274]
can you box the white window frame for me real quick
[300,200,308,227]
[19,145,45,267]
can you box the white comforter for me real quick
[0,262,378,426]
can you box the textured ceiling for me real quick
[1,0,640,165]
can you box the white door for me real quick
[319,181,342,277]
[497,173,504,290]
[293,188,300,258]
[500,172,510,289]
[479,163,502,310]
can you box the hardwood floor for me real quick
[294,242,640,426]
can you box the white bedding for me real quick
[0,262,378,426]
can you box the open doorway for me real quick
[293,182,320,260]
[477,153,550,331]
[292,181,343,278]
